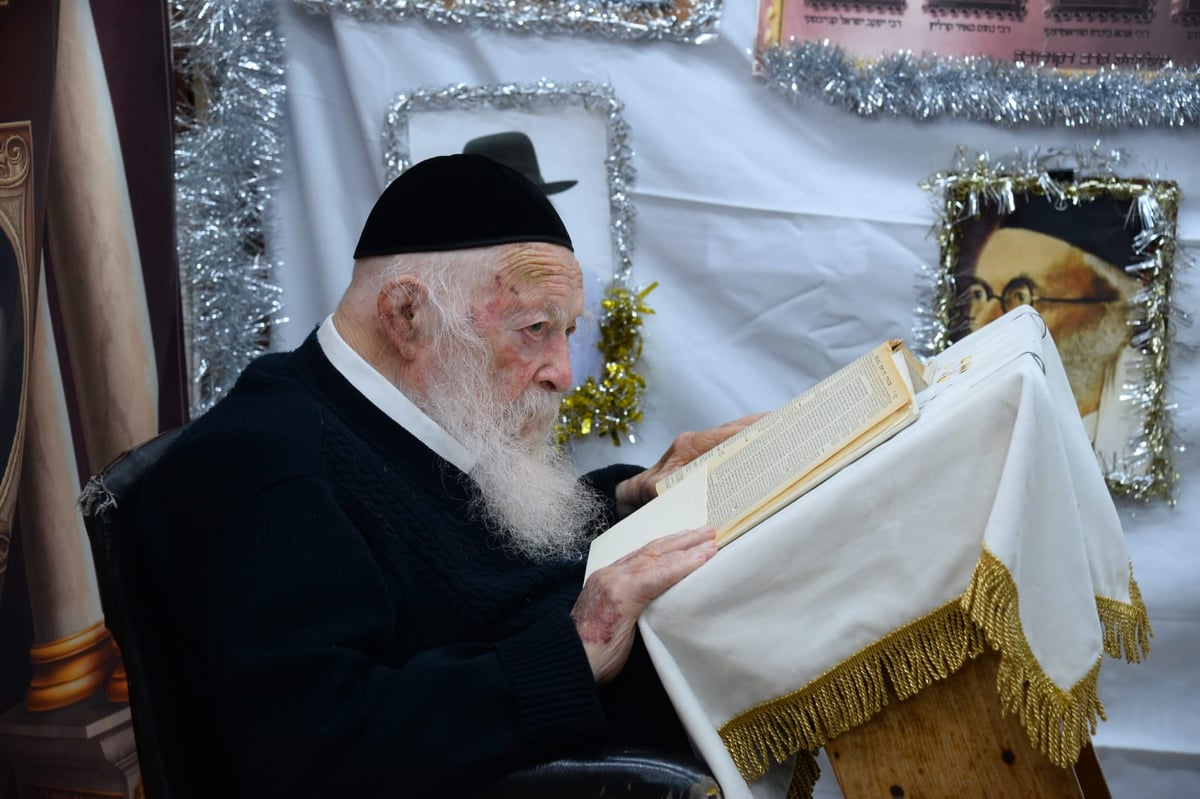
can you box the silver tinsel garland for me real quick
[173,0,287,415]
[293,0,722,43]
[762,42,1200,127]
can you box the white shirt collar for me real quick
[316,315,476,474]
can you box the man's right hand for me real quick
[570,526,717,684]
[614,413,765,518]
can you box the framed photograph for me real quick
[925,157,1182,500]
[383,80,651,445]
[291,0,722,43]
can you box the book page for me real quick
[705,342,911,536]
[718,403,917,545]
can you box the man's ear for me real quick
[377,275,424,360]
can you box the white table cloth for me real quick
[637,309,1150,798]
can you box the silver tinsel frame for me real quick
[384,80,654,445]
[916,148,1189,502]
[173,0,287,415]
[760,42,1200,127]
[293,0,722,43]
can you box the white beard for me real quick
[419,335,604,562]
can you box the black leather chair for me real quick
[80,428,721,799]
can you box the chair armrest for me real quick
[473,747,722,798]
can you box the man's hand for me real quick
[571,526,717,684]
[614,413,766,518]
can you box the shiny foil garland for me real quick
[292,0,722,43]
[761,42,1200,127]
[173,0,287,414]
[915,147,1190,502]
[383,79,654,445]
[555,283,658,445]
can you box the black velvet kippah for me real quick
[353,154,573,259]
[999,198,1137,269]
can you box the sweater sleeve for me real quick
[200,476,606,798]
[580,463,644,527]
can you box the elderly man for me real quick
[138,154,746,797]
[960,200,1142,462]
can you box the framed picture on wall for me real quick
[927,159,1182,500]
[382,80,652,445]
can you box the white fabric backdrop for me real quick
[271,3,1200,794]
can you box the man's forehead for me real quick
[492,245,584,297]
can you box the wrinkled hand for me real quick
[615,413,766,518]
[571,526,717,684]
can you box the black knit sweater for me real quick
[137,333,687,797]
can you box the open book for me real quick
[585,340,929,578]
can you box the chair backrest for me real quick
[80,425,199,799]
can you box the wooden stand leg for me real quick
[824,651,1109,799]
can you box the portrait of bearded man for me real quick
[952,197,1145,471]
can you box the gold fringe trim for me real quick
[718,599,986,784]
[1096,564,1153,663]
[962,548,1105,767]
[716,550,1152,789]
[785,750,821,799]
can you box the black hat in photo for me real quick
[352,153,573,259]
[463,132,578,195]
[999,197,1139,271]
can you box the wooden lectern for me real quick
[826,651,1111,799]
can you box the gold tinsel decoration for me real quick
[555,282,657,445]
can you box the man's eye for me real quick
[526,322,547,336]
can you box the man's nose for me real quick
[537,337,573,393]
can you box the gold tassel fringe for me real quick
[960,549,1107,767]
[718,599,986,784]
[1096,565,1153,663]
[785,750,821,799]
[716,549,1152,791]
